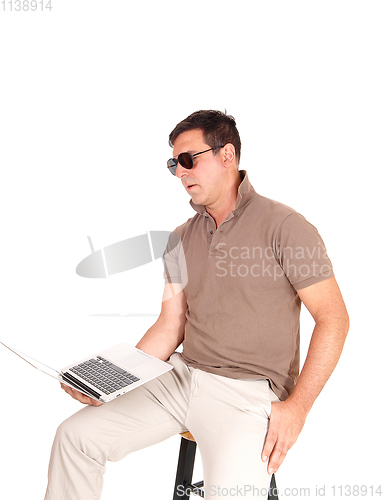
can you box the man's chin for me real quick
[190,193,205,205]
[186,187,203,204]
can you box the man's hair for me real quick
[169,110,241,164]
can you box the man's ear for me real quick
[222,143,236,165]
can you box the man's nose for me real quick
[176,163,188,179]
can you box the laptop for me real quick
[0,341,173,403]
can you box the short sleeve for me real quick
[162,230,188,288]
[276,213,334,290]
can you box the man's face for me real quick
[172,129,226,208]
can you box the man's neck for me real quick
[206,171,242,227]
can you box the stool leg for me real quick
[268,473,279,500]
[173,437,197,500]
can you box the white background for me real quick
[0,1,383,499]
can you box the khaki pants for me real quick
[45,353,279,500]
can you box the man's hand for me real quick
[262,399,307,474]
[60,383,103,407]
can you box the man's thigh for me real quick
[55,352,191,463]
[186,370,279,499]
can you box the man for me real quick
[45,110,349,500]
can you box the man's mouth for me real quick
[186,184,197,190]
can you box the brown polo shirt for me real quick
[163,170,334,401]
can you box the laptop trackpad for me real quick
[114,350,149,370]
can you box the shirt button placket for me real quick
[205,214,214,244]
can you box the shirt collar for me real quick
[189,170,258,216]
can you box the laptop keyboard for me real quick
[68,356,140,395]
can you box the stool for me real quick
[173,432,279,499]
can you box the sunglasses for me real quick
[167,146,224,176]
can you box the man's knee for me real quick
[54,418,80,450]
[53,411,93,454]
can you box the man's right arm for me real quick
[135,282,187,360]
[61,283,187,406]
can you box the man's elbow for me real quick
[336,302,350,339]
[318,305,350,343]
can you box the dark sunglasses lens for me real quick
[167,159,177,175]
[178,152,193,169]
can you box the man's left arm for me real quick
[262,276,349,474]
